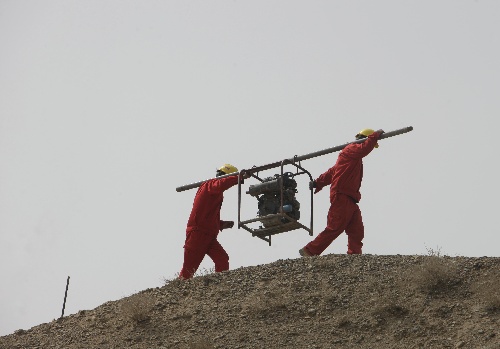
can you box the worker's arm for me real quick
[313,165,335,193]
[206,175,239,194]
[344,130,384,159]
[219,220,234,231]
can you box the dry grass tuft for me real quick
[242,290,288,318]
[163,267,216,286]
[163,272,183,287]
[120,293,154,323]
[195,267,216,276]
[371,296,410,327]
[417,256,457,292]
[411,247,461,294]
[474,273,500,313]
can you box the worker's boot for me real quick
[299,247,312,257]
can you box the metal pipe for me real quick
[176,126,413,192]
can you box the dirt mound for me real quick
[1,254,499,349]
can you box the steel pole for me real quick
[176,126,413,192]
[60,276,70,319]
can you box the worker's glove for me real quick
[376,129,385,137]
[221,221,234,230]
[240,171,251,181]
[309,181,316,190]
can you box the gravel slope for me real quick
[1,254,499,349]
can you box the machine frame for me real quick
[237,158,314,245]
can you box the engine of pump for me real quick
[246,172,300,227]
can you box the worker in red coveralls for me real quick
[179,164,248,279]
[299,128,384,257]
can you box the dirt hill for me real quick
[1,254,499,349]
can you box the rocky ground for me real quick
[1,254,499,349]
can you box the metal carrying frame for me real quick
[237,158,314,246]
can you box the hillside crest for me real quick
[1,254,499,349]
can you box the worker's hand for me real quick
[221,221,234,230]
[309,180,316,190]
[240,171,251,180]
[310,180,321,194]
[376,129,385,136]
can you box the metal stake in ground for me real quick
[60,276,70,319]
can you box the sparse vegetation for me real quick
[163,267,216,287]
[474,271,500,313]
[243,291,288,318]
[120,293,154,323]
[163,272,183,287]
[411,246,461,294]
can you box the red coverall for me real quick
[179,175,238,279]
[303,131,381,255]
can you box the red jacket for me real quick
[186,175,239,235]
[314,132,381,203]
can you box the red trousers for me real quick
[179,230,229,279]
[305,193,364,255]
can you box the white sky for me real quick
[1,0,499,336]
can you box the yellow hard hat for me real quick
[355,128,379,148]
[217,164,238,175]
[357,128,375,137]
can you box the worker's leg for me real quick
[207,239,229,272]
[179,230,209,279]
[345,204,364,254]
[179,247,206,279]
[303,194,350,256]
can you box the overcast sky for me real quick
[1,0,499,336]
